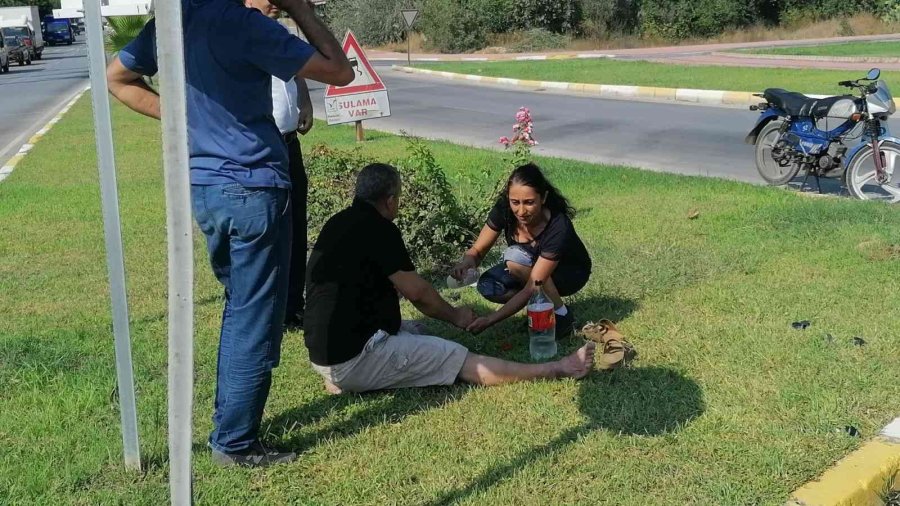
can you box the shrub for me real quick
[506,28,571,52]
[579,0,640,38]
[639,0,759,39]
[305,138,478,275]
[323,0,421,46]
[420,0,488,53]
[510,0,582,33]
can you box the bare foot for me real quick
[557,342,596,379]
[324,380,343,395]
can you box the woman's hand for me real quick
[450,255,477,281]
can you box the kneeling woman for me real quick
[451,163,592,337]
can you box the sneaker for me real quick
[555,308,576,339]
[211,441,297,468]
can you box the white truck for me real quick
[0,6,44,61]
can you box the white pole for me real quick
[154,1,194,504]
[82,0,141,472]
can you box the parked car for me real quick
[0,25,41,60]
[4,35,31,66]
[0,34,9,73]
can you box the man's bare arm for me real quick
[106,58,161,120]
[273,0,353,85]
[389,271,475,329]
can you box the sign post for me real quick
[400,8,419,67]
[324,31,391,142]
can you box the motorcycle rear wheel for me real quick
[755,121,800,185]
[844,141,900,203]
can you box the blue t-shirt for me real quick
[119,0,316,188]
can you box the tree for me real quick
[104,15,149,54]
[0,0,61,19]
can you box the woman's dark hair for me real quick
[496,163,574,231]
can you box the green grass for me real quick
[418,59,900,95]
[741,40,900,58]
[3,97,900,505]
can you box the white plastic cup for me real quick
[447,268,479,289]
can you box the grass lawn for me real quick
[417,59,900,95]
[741,40,900,58]
[3,97,900,505]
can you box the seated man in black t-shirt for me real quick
[304,163,596,394]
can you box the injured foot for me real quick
[558,342,596,379]
[324,380,343,395]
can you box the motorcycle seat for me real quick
[763,88,855,118]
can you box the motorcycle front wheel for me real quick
[844,141,900,203]
[755,121,800,185]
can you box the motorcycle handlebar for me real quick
[838,80,854,87]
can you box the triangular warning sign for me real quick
[325,31,386,97]
[401,9,419,28]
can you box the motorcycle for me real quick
[746,68,898,202]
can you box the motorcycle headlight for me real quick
[890,99,897,116]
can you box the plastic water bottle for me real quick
[528,280,557,360]
[447,268,479,289]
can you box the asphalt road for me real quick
[0,39,88,165]
[309,67,900,186]
[2,40,898,191]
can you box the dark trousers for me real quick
[285,133,307,321]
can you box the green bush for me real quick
[420,0,488,53]
[507,28,571,52]
[470,0,517,33]
[639,0,758,39]
[305,138,479,275]
[579,0,640,38]
[323,0,422,46]
[779,0,881,21]
[510,0,582,33]
[879,0,900,22]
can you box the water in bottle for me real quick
[528,281,557,360]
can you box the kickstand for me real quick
[800,171,811,191]
[814,174,823,194]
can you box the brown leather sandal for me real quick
[581,319,637,370]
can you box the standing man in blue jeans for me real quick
[106,0,353,467]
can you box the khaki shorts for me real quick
[310,325,469,393]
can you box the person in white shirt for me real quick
[246,0,315,328]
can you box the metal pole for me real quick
[82,0,141,472]
[407,29,410,67]
[154,1,194,504]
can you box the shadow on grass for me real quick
[267,385,471,455]
[425,366,705,506]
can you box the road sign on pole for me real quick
[400,8,419,66]
[324,31,391,133]
[401,8,418,29]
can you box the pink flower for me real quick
[499,136,510,145]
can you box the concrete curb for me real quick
[786,418,900,506]
[712,51,900,64]
[0,87,88,184]
[393,65,763,107]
